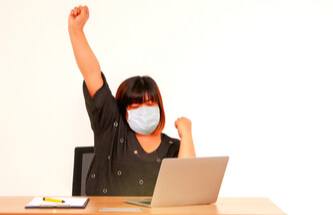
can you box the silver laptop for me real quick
[125,156,229,207]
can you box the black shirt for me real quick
[82,72,180,196]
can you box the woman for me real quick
[68,5,196,196]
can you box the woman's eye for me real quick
[129,104,140,109]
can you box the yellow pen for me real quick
[42,197,65,203]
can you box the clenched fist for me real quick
[68,5,89,32]
[175,117,192,139]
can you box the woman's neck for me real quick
[135,132,162,153]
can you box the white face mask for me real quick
[127,105,160,135]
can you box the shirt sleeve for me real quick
[82,72,120,133]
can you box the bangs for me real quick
[123,77,159,106]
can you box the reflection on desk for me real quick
[0,196,286,215]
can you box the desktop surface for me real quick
[0,196,286,215]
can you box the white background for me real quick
[1,0,332,214]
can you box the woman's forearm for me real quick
[178,134,196,158]
[69,29,101,80]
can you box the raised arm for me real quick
[175,117,196,158]
[68,5,103,97]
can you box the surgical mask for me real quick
[127,105,160,135]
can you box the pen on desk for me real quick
[42,197,65,203]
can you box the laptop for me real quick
[125,156,229,207]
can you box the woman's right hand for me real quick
[68,5,89,32]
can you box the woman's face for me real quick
[125,100,161,135]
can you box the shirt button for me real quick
[133,150,138,155]
[117,170,122,176]
[169,140,173,144]
[113,121,118,127]
[90,173,96,179]
[119,137,124,143]
[107,155,111,160]
[139,179,144,185]
[156,157,161,163]
[102,188,108,193]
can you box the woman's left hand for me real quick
[175,117,192,139]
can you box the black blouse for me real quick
[82,72,180,196]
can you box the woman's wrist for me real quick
[68,27,84,36]
[178,133,196,158]
[179,131,193,143]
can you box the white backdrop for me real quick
[1,0,332,214]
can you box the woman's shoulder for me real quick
[161,133,180,158]
[162,133,180,146]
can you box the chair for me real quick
[72,146,95,196]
